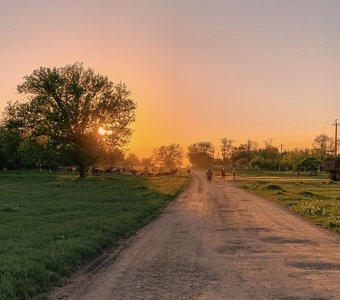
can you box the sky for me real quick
[1,0,340,158]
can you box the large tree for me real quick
[297,157,322,173]
[187,142,214,167]
[4,63,136,176]
[230,139,258,167]
[220,138,234,165]
[125,152,140,168]
[281,148,311,170]
[153,144,183,171]
[313,133,333,158]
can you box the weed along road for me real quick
[50,171,340,300]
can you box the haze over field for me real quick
[1,0,340,156]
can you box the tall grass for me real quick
[240,171,340,233]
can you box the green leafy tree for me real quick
[4,63,136,177]
[312,133,333,159]
[220,138,234,165]
[98,148,125,169]
[18,136,58,170]
[0,126,22,169]
[140,157,154,168]
[153,144,183,171]
[297,157,322,174]
[125,153,140,168]
[249,155,278,170]
[187,142,214,167]
[260,139,280,160]
[231,144,248,166]
[247,139,279,170]
[281,148,311,170]
[231,140,258,168]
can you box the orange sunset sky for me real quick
[1,0,340,158]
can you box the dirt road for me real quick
[50,172,340,300]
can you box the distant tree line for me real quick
[0,110,336,176]
[100,133,336,175]
[0,64,336,176]
[185,134,337,173]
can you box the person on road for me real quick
[232,165,236,181]
[206,168,213,183]
[221,168,226,180]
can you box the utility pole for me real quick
[333,119,340,156]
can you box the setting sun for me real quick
[98,127,106,135]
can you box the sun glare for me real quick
[98,127,106,135]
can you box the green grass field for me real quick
[0,171,190,299]
[236,170,340,234]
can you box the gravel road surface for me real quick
[50,171,340,300]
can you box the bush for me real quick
[263,184,284,191]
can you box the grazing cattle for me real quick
[91,167,100,176]
[140,167,153,176]
[170,169,178,176]
[67,166,77,173]
[157,171,171,176]
[128,168,138,175]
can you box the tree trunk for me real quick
[78,164,88,178]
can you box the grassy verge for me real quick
[236,170,339,234]
[0,171,190,299]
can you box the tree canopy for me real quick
[2,63,136,176]
[297,157,322,173]
[313,133,334,158]
[220,138,234,164]
[187,142,214,167]
[153,144,183,171]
